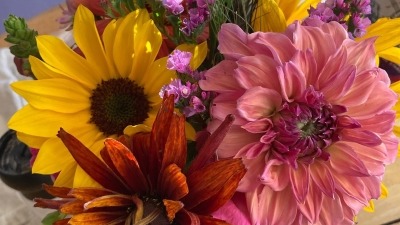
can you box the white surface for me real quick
[0,48,53,225]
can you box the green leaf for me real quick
[41,211,67,225]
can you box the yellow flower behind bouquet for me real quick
[8,5,205,188]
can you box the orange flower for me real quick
[34,95,246,224]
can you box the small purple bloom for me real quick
[162,0,184,15]
[167,50,193,73]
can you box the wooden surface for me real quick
[0,4,400,225]
[0,4,65,48]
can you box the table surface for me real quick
[1,4,400,225]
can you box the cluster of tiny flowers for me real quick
[304,0,371,38]
[162,0,184,15]
[181,0,215,36]
[160,50,211,118]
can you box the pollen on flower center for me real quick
[90,78,151,136]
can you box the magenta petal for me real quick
[329,142,369,176]
[340,128,382,146]
[289,163,310,204]
[212,193,251,225]
[277,61,307,102]
[235,55,280,90]
[218,23,253,59]
[309,161,335,198]
[237,86,282,121]
[200,60,242,92]
[241,118,273,133]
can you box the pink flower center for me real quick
[271,88,337,168]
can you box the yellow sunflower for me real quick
[8,5,206,188]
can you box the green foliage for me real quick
[3,15,40,59]
[41,211,67,225]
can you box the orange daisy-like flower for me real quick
[34,95,245,224]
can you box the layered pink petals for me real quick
[201,21,398,224]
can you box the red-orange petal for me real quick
[60,199,86,214]
[182,158,246,214]
[175,208,200,225]
[69,187,117,202]
[54,218,70,225]
[42,184,72,198]
[188,114,235,175]
[84,194,133,210]
[34,198,72,210]
[198,215,230,225]
[69,212,126,224]
[103,138,149,193]
[161,114,187,173]
[57,128,129,194]
[163,199,184,222]
[158,164,189,200]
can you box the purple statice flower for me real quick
[167,50,193,73]
[183,96,206,117]
[162,0,184,15]
[350,13,371,37]
[354,0,371,14]
[181,0,214,36]
[306,3,339,23]
[159,79,184,103]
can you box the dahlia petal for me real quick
[318,194,345,225]
[289,163,310,203]
[316,46,348,90]
[357,111,396,134]
[211,93,248,125]
[277,61,306,102]
[252,32,297,63]
[320,21,348,47]
[336,115,361,129]
[11,79,90,113]
[328,142,369,176]
[200,60,242,92]
[346,82,397,118]
[320,65,356,103]
[287,22,336,71]
[248,186,297,225]
[74,6,110,80]
[309,161,335,198]
[259,158,290,192]
[297,183,323,224]
[36,35,97,89]
[235,55,281,90]
[159,164,188,200]
[236,142,269,159]
[381,133,399,164]
[291,49,318,85]
[103,138,149,193]
[241,118,273,134]
[341,128,382,146]
[343,38,377,72]
[212,193,251,225]
[237,86,282,121]
[218,24,253,60]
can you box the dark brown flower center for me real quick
[90,78,151,136]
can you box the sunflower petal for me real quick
[252,0,286,32]
[286,0,320,25]
[74,5,110,80]
[176,41,208,70]
[57,128,129,193]
[378,47,400,65]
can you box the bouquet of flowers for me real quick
[3,0,400,224]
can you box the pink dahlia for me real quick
[200,21,398,225]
